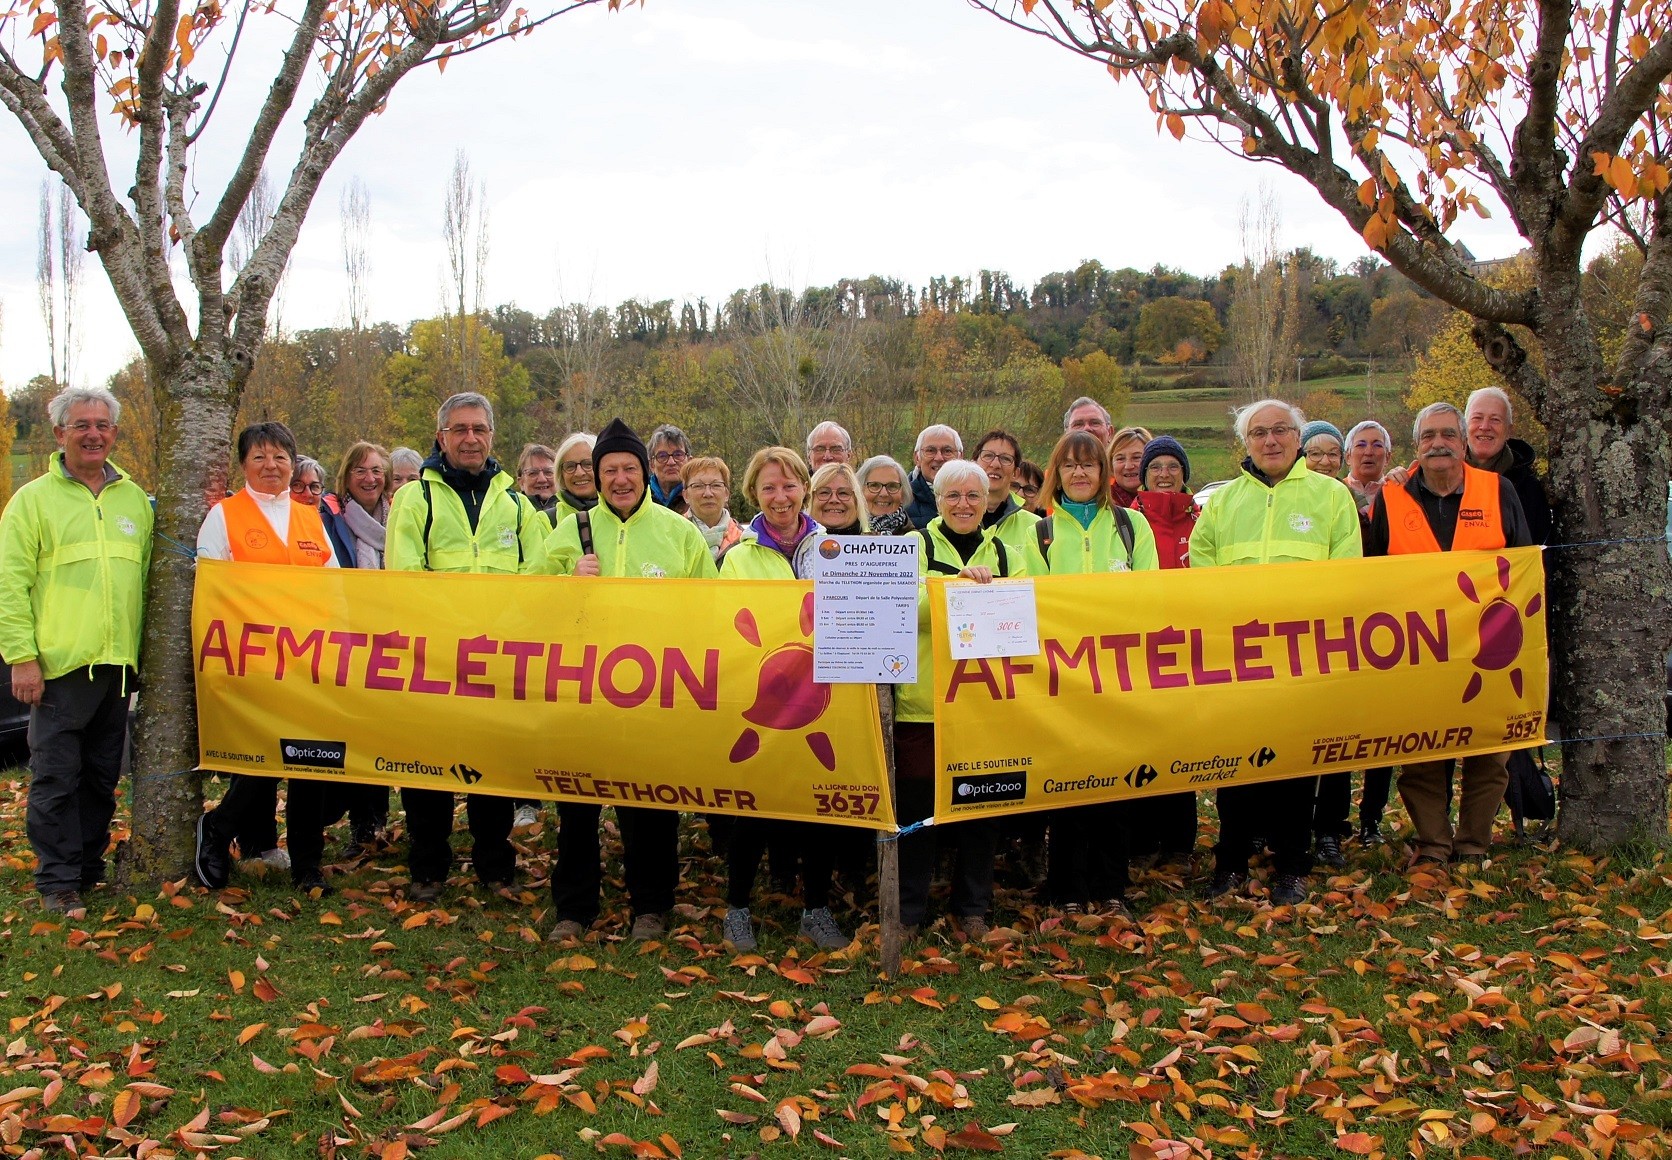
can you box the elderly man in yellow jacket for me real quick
[1189,398,1361,907]
[0,387,153,919]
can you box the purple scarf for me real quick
[749,511,816,564]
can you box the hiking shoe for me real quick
[1270,874,1309,906]
[194,813,231,889]
[408,880,443,904]
[1098,897,1131,919]
[513,805,539,831]
[257,847,291,872]
[546,919,585,943]
[722,907,757,951]
[955,915,991,943]
[1060,902,1085,917]
[630,912,667,940]
[41,890,86,919]
[1200,870,1246,900]
[293,870,333,897]
[799,907,850,950]
[1357,822,1383,846]
[1316,835,1346,869]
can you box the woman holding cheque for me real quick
[895,459,1030,943]
[718,447,853,953]
[1022,431,1161,918]
[193,422,340,897]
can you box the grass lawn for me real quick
[2,770,1669,1159]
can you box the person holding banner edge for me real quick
[543,418,718,943]
[383,394,548,905]
[1189,399,1363,906]
[1365,401,1532,867]
[896,459,1031,943]
[717,447,854,952]
[193,421,340,897]
[1022,430,1161,917]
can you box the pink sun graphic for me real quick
[728,591,836,772]
[1457,555,1542,704]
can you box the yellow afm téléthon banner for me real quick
[192,561,895,829]
[927,548,1547,823]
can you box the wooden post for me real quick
[876,682,902,978]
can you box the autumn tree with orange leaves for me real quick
[974,0,1672,849]
[0,0,622,879]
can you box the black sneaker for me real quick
[1316,835,1346,869]
[194,813,230,889]
[1270,874,1309,906]
[1357,822,1382,846]
[1199,870,1246,900]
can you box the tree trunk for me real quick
[1533,270,1672,850]
[118,351,237,883]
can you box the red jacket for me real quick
[1131,489,1199,569]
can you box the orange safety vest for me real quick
[1380,464,1505,553]
[220,489,335,566]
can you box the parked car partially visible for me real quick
[0,662,30,758]
[1193,480,1232,508]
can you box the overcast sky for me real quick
[0,0,1527,393]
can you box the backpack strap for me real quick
[994,538,1010,579]
[1034,517,1052,565]
[1113,505,1136,571]
[576,509,594,557]
[922,532,961,576]
[513,490,525,567]
[419,479,434,570]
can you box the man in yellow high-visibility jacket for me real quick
[0,387,153,920]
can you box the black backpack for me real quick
[921,532,1010,578]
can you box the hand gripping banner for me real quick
[193,561,894,828]
[928,548,1548,822]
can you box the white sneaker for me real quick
[513,805,539,831]
[257,847,291,871]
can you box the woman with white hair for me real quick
[389,447,423,490]
[894,459,1029,943]
[552,432,599,526]
[856,454,913,536]
[1343,420,1392,513]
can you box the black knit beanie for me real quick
[1140,435,1191,486]
[592,417,649,476]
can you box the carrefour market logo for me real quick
[728,593,836,772]
[1459,555,1541,703]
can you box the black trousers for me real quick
[1044,801,1131,904]
[207,774,357,880]
[26,666,129,894]
[727,819,838,910]
[1215,776,1317,878]
[348,784,389,835]
[1125,791,1196,859]
[1314,769,1395,836]
[550,803,679,923]
[400,787,515,886]
[895,722,997,927]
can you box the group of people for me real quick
[0,381,1548,947]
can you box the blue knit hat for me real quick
[1300,420,1343,450]
[1139,435,1190,487]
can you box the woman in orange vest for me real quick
[193,422,339,897]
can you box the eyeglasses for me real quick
[442,424,492,439]
[64,421,115,434]
[685,480,727,493]
[522,467,557,478]
[350,465,384,477]
[977,450,1016,468]
[291,481,324,495]
[560,460,593,475]
[813,488,855,502]
[810,444,849,458]
[919,445,959,458]
[1017,485,1040,498]
[651,449,690,464]
[1061,462,1100,476]
[865,481,903,494]
[941,491,985,505]
[1305,448,1341,461]
[1247,424,1297,441]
